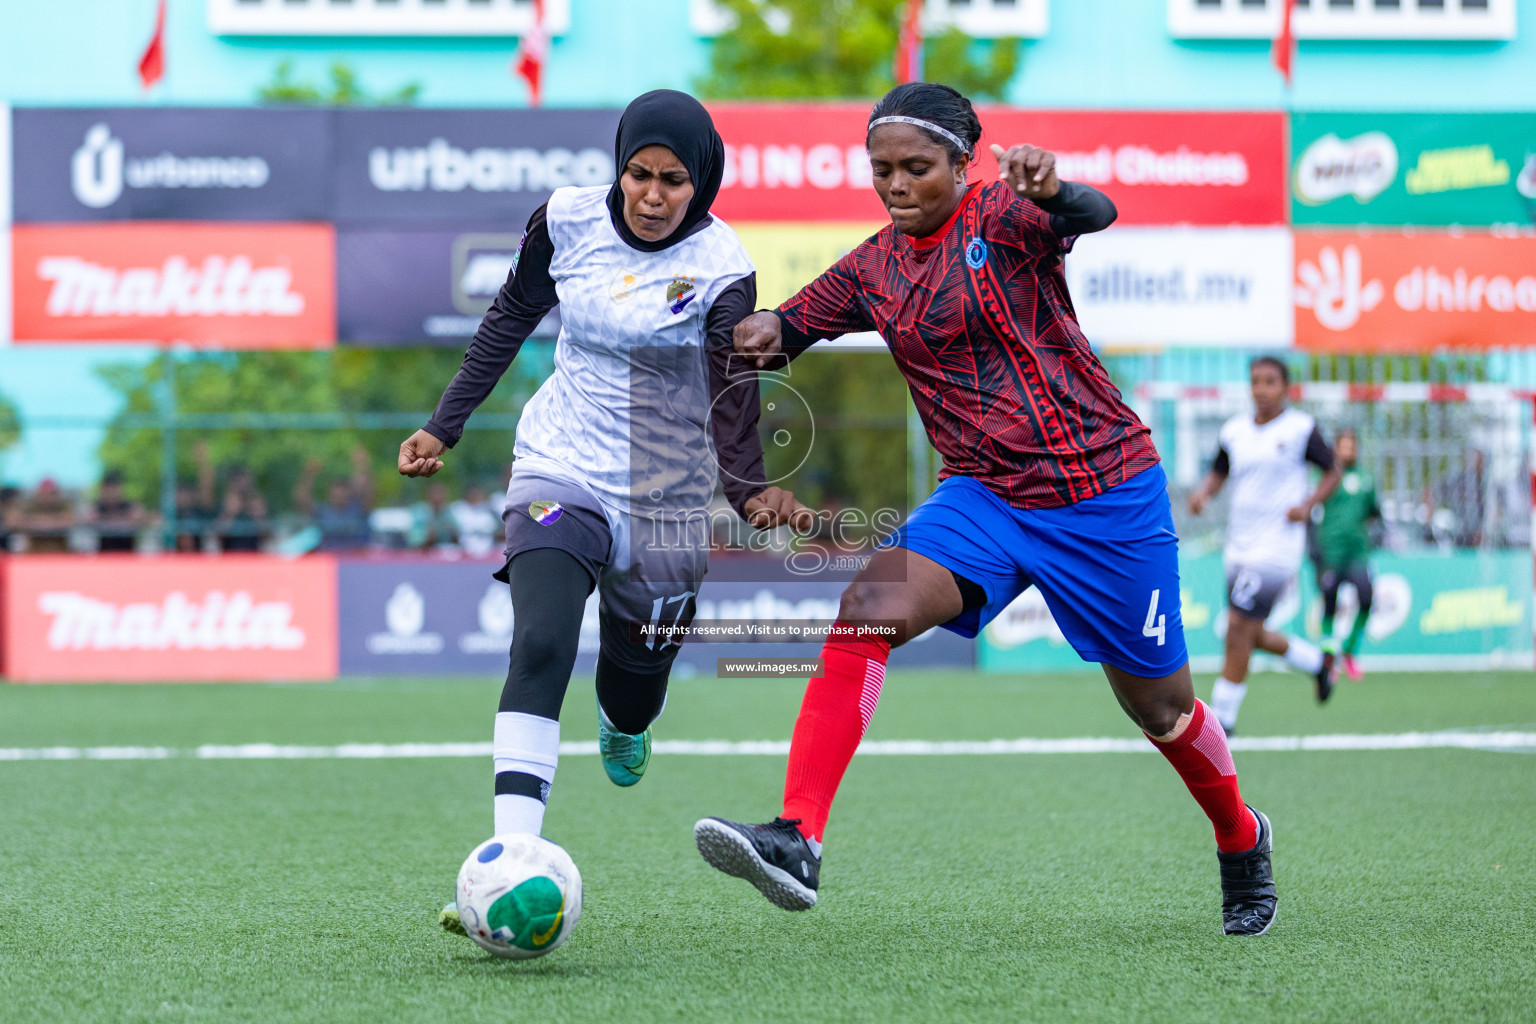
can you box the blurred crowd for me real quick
[0,442,509,557]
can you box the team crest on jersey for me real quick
[666,276,697,315]
[965,237,988,269]
[609,269,644,304]
[528,501,564,525]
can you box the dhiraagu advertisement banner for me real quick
[980,551,1533,673]
[1291,113,1536,227]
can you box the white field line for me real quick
[1,731,1533,762]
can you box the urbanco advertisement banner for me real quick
[11,222,335,346]
[11,108,330,222]
[1,555,339,683]
[979,551,1532,673]
[1293,232,1536,351]
[1064,227,1294,347]
[1291,112,1536,227]
[331,108,621,226]
[338,559,973,678]
[707,106,1287,226]
[336,227,560,345]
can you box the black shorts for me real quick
[1226,563,1292,622]
[494,467,710,672]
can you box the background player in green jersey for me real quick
[1312,429,1381,681]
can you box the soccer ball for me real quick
[455,834,583,959]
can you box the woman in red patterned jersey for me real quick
[693,83,1276,937]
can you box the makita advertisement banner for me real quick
[1293,231,1536,351]
[338,559,973,677]
[330,108,620,226]
[336,227,560,345]
[1064,227,1294,346]
[706,106,1287,225]
[0,555,339,682]
[10,108,330,222]
[1291,112,1536,227]
[10,222,336,347]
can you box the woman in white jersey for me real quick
[1187,356,1341,733]
[396,92,809,885]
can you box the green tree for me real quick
[257,60,421,106]
[699,0,1020,102]
[95,348,552,516]
[0,391,20,452]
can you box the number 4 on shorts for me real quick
[1142,589,1166,647]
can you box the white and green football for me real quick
[455,834,582,959]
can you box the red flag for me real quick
[138,0,166,91]
[894,0,924,85]
[513,0,548,107]
[1271,0,1297,86]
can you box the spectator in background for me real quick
[295,446,374,551]
[217,465,269,552]
[168,440,220,552]
[411,480,459,551]
[0,486,21,552]
[19,478,75,553]
[451,482,502,557]
[92,470,144,552]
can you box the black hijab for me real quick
[606,89,725,253]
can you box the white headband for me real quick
[867,115,972,156]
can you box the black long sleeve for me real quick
[423,205,559,448]
[1037,180,1118,238]
[707,274,771,519]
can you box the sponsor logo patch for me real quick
[609,269,642,304]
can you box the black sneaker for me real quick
[1315,651,1337,704]
[694,816,819,911]
[1219,807,1277,936]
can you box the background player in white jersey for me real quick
[394,94,811,926]
[1188,357,1341,733]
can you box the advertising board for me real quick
[1064,227,1294,347]
[1291,112,1536,227]
[338,559,974,677]
[330,108,621,226]
[1294,232,1536,351]
[11,222,335,346]
[708,106,1287,226]
[1,555,339,682]
[336,227,560,344]
[11,108,330,222]
[980,551,1533,673]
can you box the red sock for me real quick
[782,623,891,843]
[1147,699,1258,853]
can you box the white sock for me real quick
[1283,635,1324,674]
[492,711,560,836]
[1210,677,1247,732]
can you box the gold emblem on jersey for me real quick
[609,269,644,304]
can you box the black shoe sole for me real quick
[693,819,817,911]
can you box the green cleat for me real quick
[439,901,466,936]
[598,712,651,787]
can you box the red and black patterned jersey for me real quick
[778,180,1158,510]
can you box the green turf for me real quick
[2,671,1534,1023]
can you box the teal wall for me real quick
[1,0,1534,110]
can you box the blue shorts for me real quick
[883,463,1188,678]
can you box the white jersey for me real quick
[512,186,755,517]
[1217,407,1330,572]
